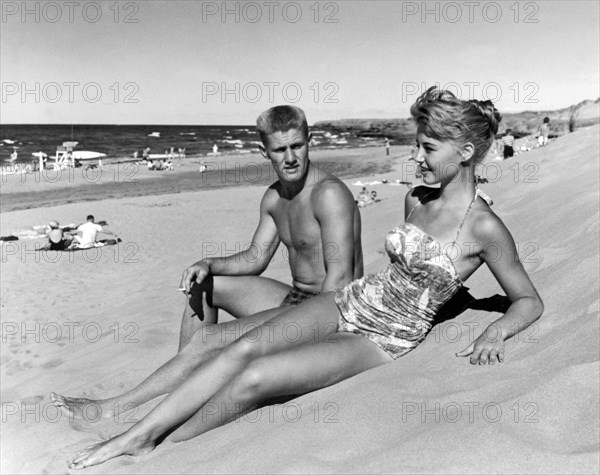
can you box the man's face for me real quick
[260,128,311,183]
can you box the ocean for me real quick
[0,124,390,166]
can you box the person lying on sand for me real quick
[52,105,363,420]
[59,88,543,469]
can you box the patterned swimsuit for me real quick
[334,190,480,359]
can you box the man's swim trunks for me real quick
[281,286,320,306]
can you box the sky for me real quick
[1,0,599,124]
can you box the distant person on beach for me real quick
[178,147,186,159]
[9,148,19,171]
[357,186,369,199]
[46,221,73,251]
[356,186,372,206]
[538,117,550,146]
[142,147,151,161]
[58,88,543,471]
[199,161,206,173]
[502,129,515,159]
[53,104,363,423]
[72,215,113,248]
[384,137,390,156]
[212,143,218,154]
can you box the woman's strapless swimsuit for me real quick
[335,189,482,359]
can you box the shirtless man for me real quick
[52,105,363,419]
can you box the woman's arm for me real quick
[457,213,544,365]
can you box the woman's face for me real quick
[413,126,463,185]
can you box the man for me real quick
[52,105,363,418]
[502,129,516,159]
[72,215,113,248]
[538,117,550,146]
[179,105,363,346]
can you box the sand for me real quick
[1,130,598,474]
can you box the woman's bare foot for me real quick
[68,432,155,469]
[51,392,122,421]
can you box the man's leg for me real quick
[178,275,292,349]
[52,276,294,419]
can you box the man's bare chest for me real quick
[271,199,321,251]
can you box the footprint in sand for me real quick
[42,359,63,369]
[21,394,44,405]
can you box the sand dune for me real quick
[1,128,598,474]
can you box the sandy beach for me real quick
[1,128,599,474]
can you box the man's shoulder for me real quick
[262,181,282,199]
[309,176,356,216]
[312,174,352,200]
[259,182,284,212]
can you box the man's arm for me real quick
[97,224,115,236]
[181,189,280,291]
[313,180,359,292]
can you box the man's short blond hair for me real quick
[256,105,309,145]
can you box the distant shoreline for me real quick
[0,146,409,213]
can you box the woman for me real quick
[68,88,543,469]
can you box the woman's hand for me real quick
[456,327,505,365]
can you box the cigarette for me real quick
[178,287,187,292]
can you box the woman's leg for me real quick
[68,293,345,469]
[51,306,286,420]
[168,332,392,441]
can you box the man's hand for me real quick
[456,329,505,365]
[180,260,210,293]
